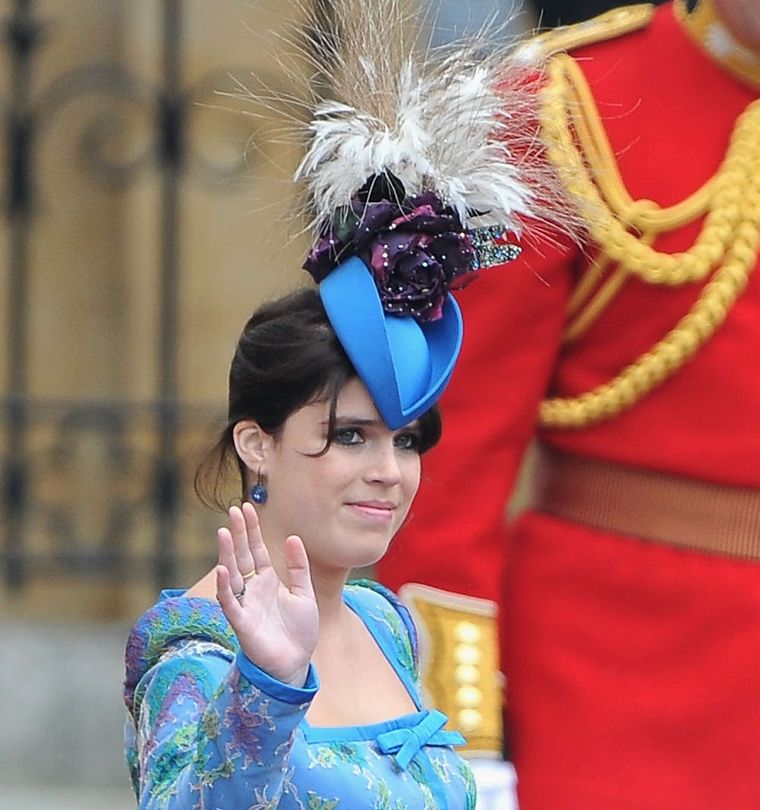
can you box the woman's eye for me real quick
[394,431,421,451]
[333,427,364,445]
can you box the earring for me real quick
[250,470,268,504]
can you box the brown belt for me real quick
[533,446,760,562]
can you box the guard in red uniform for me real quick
[378,2,760,807]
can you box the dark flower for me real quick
[303,173,478,322]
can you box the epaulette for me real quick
[514,3,655,65]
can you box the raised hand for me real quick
[216,502,319,688]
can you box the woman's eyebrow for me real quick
[321,416,381,426]
[320,416,421,430]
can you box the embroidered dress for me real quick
[124,580,475,809]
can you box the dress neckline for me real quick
[302,585,424,736]
[159,585,427,737]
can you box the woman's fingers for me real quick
[228,506,256,580]
[217,527,239,578]
[218,524,249,601]
[283,535,313,598]
[242,502,273,575]
[215,564,243,623]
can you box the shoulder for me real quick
[345,579,419,676]
[124,594,239,716]
[514,3,656,65]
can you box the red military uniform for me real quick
[378,1,760,807]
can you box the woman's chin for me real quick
[334,539,394,574]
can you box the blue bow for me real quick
[376,710,466,770]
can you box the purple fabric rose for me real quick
[365,204,476,321]
[303,177,478,322]
[303,233,346,284]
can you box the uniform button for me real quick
[454,644,482,666]
[457,708,483,732]
[454,621,481,644]
[455,664,480,685]
[456,685,483,708]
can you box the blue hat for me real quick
[319,256,463,430]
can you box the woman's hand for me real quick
[215,502,319,688]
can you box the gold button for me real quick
[454,644,481,666]
[456,685,483,708]
[457,708,482,732]
[455,621,481,644]
[455,664,480,685]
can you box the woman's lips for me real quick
[345,501,396,521]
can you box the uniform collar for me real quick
[674,0,760,90]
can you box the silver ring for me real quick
[233,582,246,603]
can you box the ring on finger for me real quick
[233,582,246,603]
[241,568,257,581]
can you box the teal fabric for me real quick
[124,581,476,809]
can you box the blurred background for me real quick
[0,1,642,806]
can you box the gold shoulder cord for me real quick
[537,52,760,429]
[516,4,656,63]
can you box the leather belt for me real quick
[533,446,760,562]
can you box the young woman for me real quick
[123,287,475,809]
[123,2,562,803]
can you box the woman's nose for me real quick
[365,442,402,484]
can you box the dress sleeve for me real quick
[124,596,318,809]
[376,236,576,601]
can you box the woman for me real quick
[123,286,475,808]
[123,2,566,803]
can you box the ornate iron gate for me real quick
[1,0,320,610]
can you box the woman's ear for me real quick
[232,421,273,474]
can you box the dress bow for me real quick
[375,710,466,770]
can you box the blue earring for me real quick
[250,470,268,504]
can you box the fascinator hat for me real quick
[289,0,576,429]
[320,256,462,429]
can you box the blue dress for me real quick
[124,580,476,809]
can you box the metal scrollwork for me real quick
[1,0,305,593]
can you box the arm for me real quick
[131,632,317,809]
[126,504,321,808]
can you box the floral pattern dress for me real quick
[124,580,476,809]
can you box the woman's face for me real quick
[258,377,422,575]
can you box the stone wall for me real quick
[0,621,134,800]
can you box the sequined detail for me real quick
[469,225,522,270]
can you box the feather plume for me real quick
[290,0,582,241]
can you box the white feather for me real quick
[286,0,583,242]
[294,53,537,230]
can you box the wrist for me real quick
[235,652,319,703]
[283,665,310,689]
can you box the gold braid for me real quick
[537,54,760,429]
